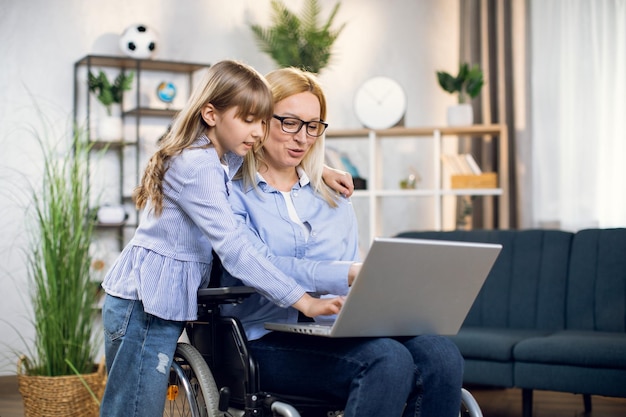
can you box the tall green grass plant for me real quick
[22,113,99,377]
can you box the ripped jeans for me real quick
[100,294,184,417]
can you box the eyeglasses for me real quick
[272,115,328,137]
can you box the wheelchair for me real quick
[162,268,484,417]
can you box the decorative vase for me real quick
[446,104,474,126]
[96,104,123,142]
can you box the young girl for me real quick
[99,60,350,417]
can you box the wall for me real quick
[0,0,459,375]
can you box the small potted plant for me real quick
[249,0,346,74]
[87,70,134,141]
[436,63,484,126]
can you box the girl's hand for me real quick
[293,293,345,317]
[322,165,355,197]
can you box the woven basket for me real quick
[17,356,107,417]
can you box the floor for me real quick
[0,377,22,417]
[468,386,626,417]
[1,376,625,416]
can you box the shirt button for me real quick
[292,191,298,197]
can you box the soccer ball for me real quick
[119,24,158,59]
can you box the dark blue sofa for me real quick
[396,228,626,417]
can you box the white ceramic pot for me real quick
[97,115,123,141]
[97,205,128,225]
[447,104,474,126]
[95,103,123,142]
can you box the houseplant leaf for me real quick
[249,0,345,73]
[436,71,460,95]
[436,62,484,103]
[465,65,484,99]
[87,70,134,115]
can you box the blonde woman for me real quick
[223,67,464,417]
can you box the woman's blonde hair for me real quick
[241,67,338,207]
[133,60,273,215]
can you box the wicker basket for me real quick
[17,356,107,417]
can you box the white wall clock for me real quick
[353,76,407,129]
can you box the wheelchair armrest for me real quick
[197,286,257,304]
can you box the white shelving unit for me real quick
[326,124,509,246]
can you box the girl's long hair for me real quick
[133,60,273,215]
[241,67,338,207]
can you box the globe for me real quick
[156,81,176,103]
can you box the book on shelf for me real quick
[441,153,482,175]
[464,153,482,175]
[441,153,497,189]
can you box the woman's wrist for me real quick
[348,262,362,286]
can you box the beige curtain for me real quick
[458,0,528,229]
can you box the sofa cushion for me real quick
[513,330,626,369]
[450,327,552,361]
[566,228,626,332]
[514,362,626,397]
[463,359,516,387]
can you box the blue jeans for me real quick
[100,294,185,417]
[250,332,463,417]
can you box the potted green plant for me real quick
[456,195,476,230]
[436,62,484,125]
[249,0,346,74]
[15,111,105,416]
[87,70,134,141]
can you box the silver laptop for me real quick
[264,237,502,337]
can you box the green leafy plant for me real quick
[87,70,134,115]
[436,63,484,104]
[456,195,476,229]
[249,0,346,73]
[20,112,100,377]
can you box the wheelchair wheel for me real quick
[163,342,222,417]
[460,388,483,417]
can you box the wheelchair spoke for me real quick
[163,360,203,416]
[163,343,221,417]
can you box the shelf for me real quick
[326,124,505,139]
[354,189,503,198]
[442,189,503,196]
[326,125,509,244]
[373,189,441,197]
[89,140,137,150]
[75,55,210,73]
[124,107,180,118]
[95,222,127,228]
